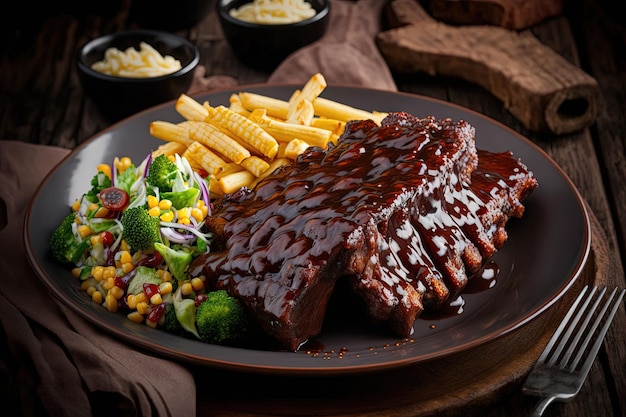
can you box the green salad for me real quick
[50,151,251,345]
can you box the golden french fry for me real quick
[183,141,228,176]
[283,138,311,159]
[249,109,333,149]
[287,73,326,125]
[208,105,279,159]
[150,121,194,146]
[175,94,209,121]
[249,157,291,189]
[180,120,251,164]
[313,96,387,124]
[238,92,289,119]
[240,155,271,177]
[287,93,315,126]
[151,140,188,158]
[218,170,256,194]
[310,117,346,136]
[229,93,251,116]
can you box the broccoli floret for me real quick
[146,154,180,192]
[154,242,192,282]
[163,302,186,335]
[195,290,251,344]
[121,207,161,252]
[50,212,89,264]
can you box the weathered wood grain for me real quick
[429,0,563,30]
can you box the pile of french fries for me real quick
[150,73,387,196]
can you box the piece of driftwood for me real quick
[377,0,600,134]
[429,0,563,30]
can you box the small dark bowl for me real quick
[77,29,200,121]
[217,0,330,72]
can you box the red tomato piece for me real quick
[99,187,129,211]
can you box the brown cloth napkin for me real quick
[0,1,396,415]
[269,0,397,90]
[0,142,197,417]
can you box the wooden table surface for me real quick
[1,0,624,416]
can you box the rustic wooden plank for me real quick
[429,0,564,30]
[377,0,601,135]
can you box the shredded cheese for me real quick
[91,42,182,78]
[229,0,317,24]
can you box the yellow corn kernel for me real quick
[90,234,102,246]
[71,268,81,279]
[136,302,150,315]
[77,224,93,238]
[80,280,92,291]
[191,277,204,292]
[159,199,173,210]
[127,294,138,310]
[109,285,125,300]
[122,262,135,274]
[93,207,110,218]
[149,293,163,305]
[91,290,103,305]
[97,163,112,179]
[135,292,148,304]
[145,317,158,329]
[71,199,81,211]
[101,277,115,291]
[148,206,161,217]
[88,203,100,213]
[156,269,172,282]
[159,282,173,295]
[160,210,175,222]
[127,311,144,323]
[147,195,159,208]
[103,266,117,280]
[190,207,204,222]
[105,294,118,312]
[115,156,132,173]
[119,251,133,264]
[178,216,191,225]
[86,286,96,297]
[178,207,191,219]
[120,240,130,252]
[92,266,105,281]
[181,282,194,296]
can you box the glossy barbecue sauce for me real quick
[190,112,537,351]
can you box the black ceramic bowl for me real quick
[217,0,330,72]
[77,29,200,121]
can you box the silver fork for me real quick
[521,285,625,417]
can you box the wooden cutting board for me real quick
[429,0,564,30]
[376,0,600,135]
[195,208,606,416]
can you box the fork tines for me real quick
[537,285,625,374]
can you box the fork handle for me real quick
[531,396,557,417]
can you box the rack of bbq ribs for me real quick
[189,112,538,351]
